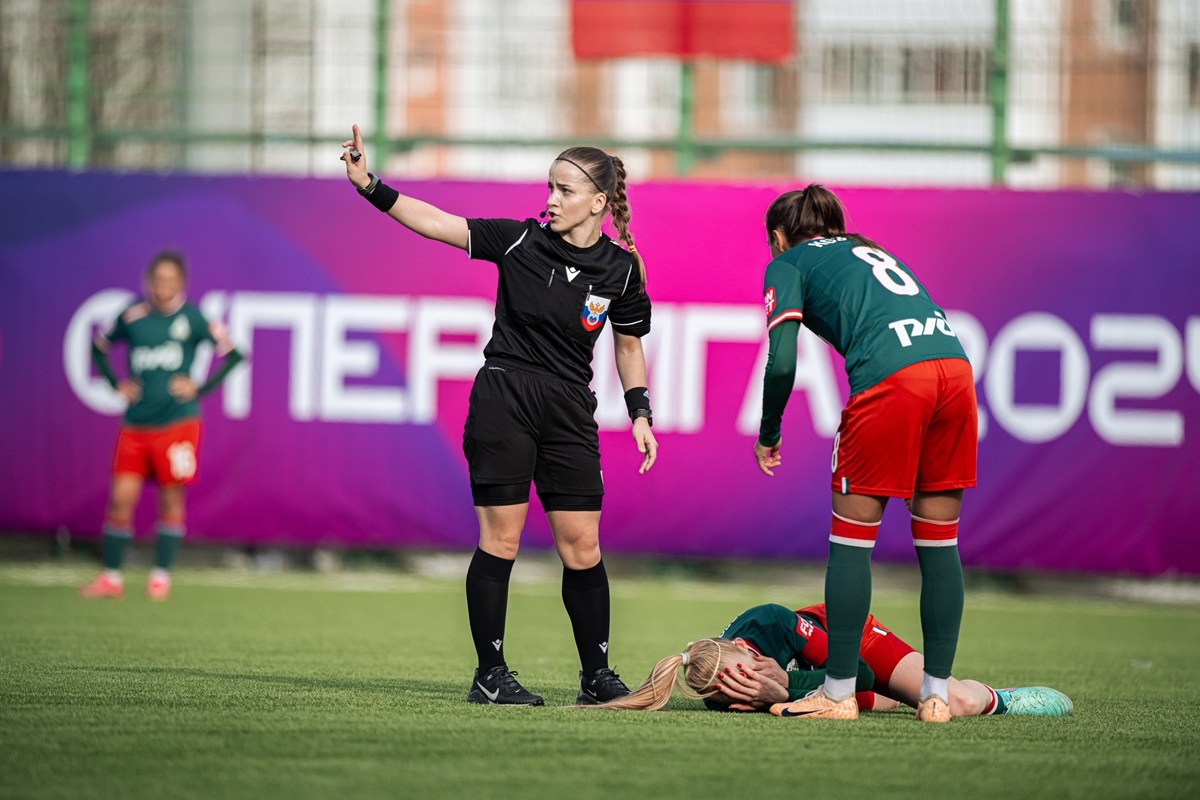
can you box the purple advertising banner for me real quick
[1,171,1198,575]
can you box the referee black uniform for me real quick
[463,217,652,511]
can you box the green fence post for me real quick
[990,0,1010,185]
[676,60,695,176]
[373,0,391,165]
[66,0,91,167]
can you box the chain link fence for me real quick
[2,0,1198,187]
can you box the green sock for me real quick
[154,523,185,570]
[101,526,132,571]
[825,542,873,679]
[916,545,964,679]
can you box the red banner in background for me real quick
[571,1,794,62]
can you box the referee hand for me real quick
[632,418,657,474]
[341,124,371,191]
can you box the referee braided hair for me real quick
[573,638,738,711]
[766,184,882,252]
[555,146,647,292]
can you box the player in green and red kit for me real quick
[714,603,1070,717]
[585,602,1072,717]
[81,251,243,601]
[753,186,978,722]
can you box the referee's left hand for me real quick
[632,418,657,474]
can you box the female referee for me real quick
[753,185,977,722]
[342,125,656,706]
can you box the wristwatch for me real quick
[631,408,653,427]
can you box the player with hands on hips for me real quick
[81,250,243,602]
[343,124,656,706]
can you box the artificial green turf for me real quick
[1,563,1198,800]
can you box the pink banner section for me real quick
[0,171,1198,574]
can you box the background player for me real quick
[81,250,243,601]
[753,185,978,722]
[583,602,1072,718]
[342,125,657,706]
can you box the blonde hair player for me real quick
[583,602,1072,718]
[342,125,656,706]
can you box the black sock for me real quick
[562,560,611,675]
[465,547,514,671]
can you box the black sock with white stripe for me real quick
[466,548,514,671]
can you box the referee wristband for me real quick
[624,387,652,425]
[358,173,399,213]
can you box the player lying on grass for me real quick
[581,603,1072,717]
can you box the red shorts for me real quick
[831,358,977,497]
[113,419,202,486]
[796,604,916,688]
[858,615,916,689]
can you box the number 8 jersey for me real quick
[763,236,968,395]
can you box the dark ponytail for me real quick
[765,184,882,252]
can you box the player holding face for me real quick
[753,185,978,722]
[582,603,1072,718]
[81,251,243,601]
[342,125,657,706]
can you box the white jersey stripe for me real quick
[768,310,804,331]
[503,228,529,256]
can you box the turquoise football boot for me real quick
[997,686,1073,716]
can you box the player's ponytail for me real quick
[766,184,882,252]
[553,146,646,292]
[574,638,737,711]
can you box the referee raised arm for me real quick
[343,125,657,706]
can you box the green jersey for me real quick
[715,603,874,703]
[95,298,234,427]
[763,236,967,395]
[759,236,969,444]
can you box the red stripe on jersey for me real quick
[795,612,829,666]
[767,309,803,331]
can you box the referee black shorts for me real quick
[463,361,603,510]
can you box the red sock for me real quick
[910,514,959,547]
[830,512,880,547]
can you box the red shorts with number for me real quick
[797,604,916,688]
[113,419,202,486]
[831,358,977,498]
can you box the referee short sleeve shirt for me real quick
[467,218,651,384]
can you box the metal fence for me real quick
[2,0,1198,188]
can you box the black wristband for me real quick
[624,387,651,420]
[359,174,399,213]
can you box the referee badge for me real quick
[580,293,612,332]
